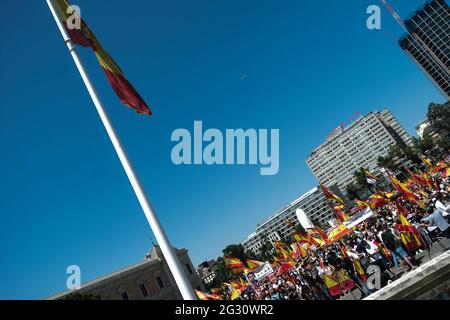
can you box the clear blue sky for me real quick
[0,0,446,299]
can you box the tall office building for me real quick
[241,187,336,257]
[306,110,413,193]
[399,0,450,100]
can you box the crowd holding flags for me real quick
[196,154,449,300]
[320,183,345,205]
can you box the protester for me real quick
[197,157,450,301]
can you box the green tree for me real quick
[259,237,274,262]
[222,244,249,262]
[377,144,403,171]
[428,102,450,132]
[354,168,370,188]
[214,256,231,284]
[427,102,450,151]
[413,136,434,154]
[346,182,360,200]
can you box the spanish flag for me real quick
[224,257,245,273]
[355,198,373,209]
[292,242,307,258]
[223,283,243,300]
[369,193,387,208]
[419,154,434,169]
[324,269,354,297]
[194,290,222,301]
[396,204,423,250]
[293,232,319,246]
[390,176,425,209]
[320,183,345,205]
[334,205,350,222]
[54,0,151,115]
[246,259,264,269]
[353,259,366,281]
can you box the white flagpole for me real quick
[46,0,196,300]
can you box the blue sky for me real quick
[0,0,447,299]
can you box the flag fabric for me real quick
[353,259,366,281]
[246,259,264,269]
[229,280,248,293]
[369,193,387,208]
[284,219,297,229]
[355,198,373,209]
[277,263,295,276]
[194,290,210,300]
[223,283,242,300]
[310,226,330,245]
[320,183,345,205]
[292,242,307,258]
[364,168,377,185]
[419,170,434,189]
[54,0,151,115]
[274,241,296,263]
[395,204,423,251]
[389,175,425,209]
[195,290,222,300]
[327,224,352,243]
[224,257,245,273]
[406,168,429,187]
[419,155,434,169]
[324,269,354,297]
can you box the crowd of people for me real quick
[210,156,450,301]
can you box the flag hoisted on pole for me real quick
[45,0,196,300]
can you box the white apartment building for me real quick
[306,110,414,192]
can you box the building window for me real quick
[139,283,149,297]
[156,276,165,289]
[120,291,130,300]
[185,263,193,274]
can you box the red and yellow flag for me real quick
[309,226,330,245]
[195,290,222,300]
[355,198,373,209]
[224,257,245,273]
[54,0,151,115]
[324,269,354,297]
[353,259,366,281]
[419,155,434,170]
[369,193,387,208]
[364,168,377,184]
[334,205,350,222]
[292,242,307,258]
[396,205,423,250]
[390,176,425,208]
[293,232,319,246]
[246,259,264,269]
[320,183,345,205]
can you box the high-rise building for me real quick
[399,0,450,100]
[241,187,336,258]
[306,110,413,193]
[45,245,203,300]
